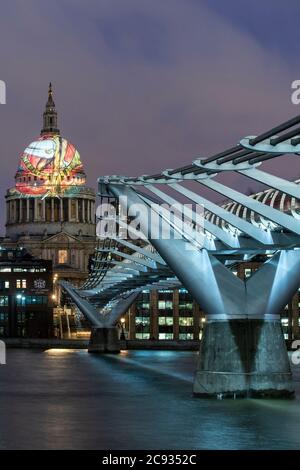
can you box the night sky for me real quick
[0,0,300,232]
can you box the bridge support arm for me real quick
[60,281,121,353]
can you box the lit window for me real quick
[179,302,193,310]
[179,333,194,340]
[179,317,194,326]
[16,279,21,289]
[158,333,173,340]
[135,316,150,326]
[135,333,150,339]
[158,300,173,310]
[22,279,26,288]
[135,316,150,334]
[58,250,68,264]
[4,281,9,289]
[158,317,173,326]
[16,296,26,306]
[0,296,9,306]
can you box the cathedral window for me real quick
[58,250,68,264]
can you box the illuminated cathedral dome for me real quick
[14,83,86,197]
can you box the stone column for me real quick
[76,199,79,222]
[19,199,23,223]
[82,199,85,223]
[68,198,72,222]
[26,199,30,222]
[42,199,46,221]
[34,198,38,221]
[91,201,94,223]
[51,198,54,222]
[60,198,63,222]
[87,200,90,223]
[11,201,13,223]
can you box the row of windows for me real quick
[0,312,47,323]
[0,295,48,306]
[135,316,194,326]
[0,279,27,289]
[135,333,195,340]
[0,268,47,272]
[16,296,48,306]
[136,302,193,312]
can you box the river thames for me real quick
[0,349,300,450]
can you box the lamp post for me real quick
[120,317,126,340]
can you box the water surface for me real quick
[0,349,299,450]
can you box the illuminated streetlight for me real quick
[120,317,126,340]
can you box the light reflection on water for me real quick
[0,349,299,450]
[44,348,88,355]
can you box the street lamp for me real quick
[120,317,126,340]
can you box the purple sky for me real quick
[0,0,300,233]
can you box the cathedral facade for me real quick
[0,84,96,308]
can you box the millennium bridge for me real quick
[61,114,300,398]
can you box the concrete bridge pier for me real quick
[193,250,300,398]
[194,317,293,398]
[88,327,120,353]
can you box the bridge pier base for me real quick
[194,319,294,398]
[88,327,120,353]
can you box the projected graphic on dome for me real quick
[15,134,85,196]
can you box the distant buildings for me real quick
[0,247,52,337]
